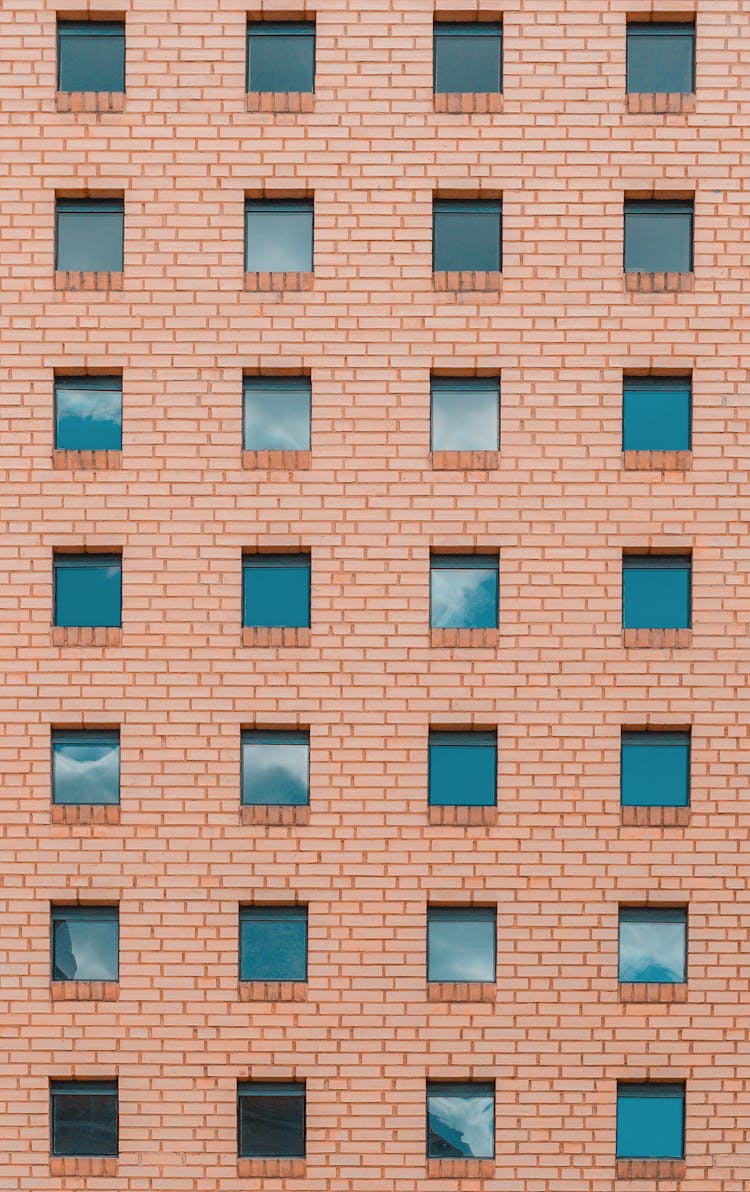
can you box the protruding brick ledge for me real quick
[621,805,690,828]
[242,449,311,471]
[239,981,307,1002]
[51,980,119,1002]
[431,450,500,471]
[56,91,125,114]
[626,92,695,116]
[246,92,314,113]
[54,271,124,292]
[241,627,311,648]
[622,628,691,649]
[244,271,313,293]
[430,628,499,648]
[428,982,496,1003]
[434,93,503,114]
[428,805,497,827]
[238,1158,306,1178]
[240,804,310,827]
[616,1159,685,1180]
[50,1157,118,1176]
[623,450,691,472]
[619,982,688,1004]
[52,626,122,648]
[625,271,693,294]
[427,1158,495,1179]
[433,270,502,292]
[52,449,122,471]
[52,803,121,826]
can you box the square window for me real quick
[624,201,693,274]
[243,377,311,452]
[430,554,498,629]
[52,730,120,806]
[622,376,691,452]
[242,555,310,629]
[50,1080,118,1157]
[621,731,690,809]
[52,906,119,982]
[56,199,124,274]
[427,907,496,983]
[54,376,123,451]
[240,906,307,982]
[57,20,126,94]
[428,731,497,808]
[430,378,500,452]
[245,201,313,273]
[433,201,502,273]
[241,730,309,806]
[426,1082,495,1159]
[616,1083,685,1160]
[237,1082,306,1158]
[626,23,695,95]
[622,555,691,630]
[247,22,315,93]
[619,906,687,984]
[434,23,502,94]
[53,554,122,629]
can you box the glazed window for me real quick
[52,906,119,982]
[55,199,124,273]
[243,377,311,452]
[50,1081,118,1157]
[57,20,125,94]
[54,376,122,451]
[427,906,496,982]
[626,23,695,95]
[433,201,502,272]
[431,378,500,452]
[616,1083,685,1160]
[427,1082,495,1159]
[428,731,497,808]
[622,377,691,452]
[247,22,315,93]
[53,555,122,628]
[620,731,690,809]
[622,555,691,630]
[237,1082,306,1158]
[624,201,693,274]
[241,730,309,807]
[239,906,308,982]
[434,23,502,94]
[618,907,687,984]
[242,555,311,629]
[245,201,313,273]
[430,554,498,629]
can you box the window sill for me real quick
[52,804,121,826]
[616,1159,685,1180]
[52,449,122,471]
[242,449,311,471]
[430,628,499,648]
[244,271,313,293]
[239,981,307,1002]
[51,980,119,1002]
[428,982,496,1003]
[622,628,691,649]
[431,450,500,471]
[427,1159,495,1179]
[50,1157,118,1176]
[626,92,695,116]
[428,804,496,827]
[240,804,310,826]
[621,805,690,828]
[433,270,502,292]
[623,450,691,471]
[52,626,122,648]
[246,92,314,113]
[54,270,124,292]
[241,627,310,648]
[238,1158,306,1178]
[56,91,125,114]
[625,271,693,294]
[619,982,687,1004]
[433,92,503,114]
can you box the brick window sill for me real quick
[239,981,307,1002]
[626,93,695,116]
[52,803,121,826]
[625,272,693,294]
[434,93,503,114]
[242,449,311,471]
[238,1158,305,1178]
[52,626,122,648]
[621,805,690,828]
[430,628,499,648]
[428,1159,495,1179]
[56,91,125,114]
[54,271,124,292]
[431,450,500,471]
[616,1159,685,1180]
[52,449,122,471]
[240,804,310,826]
[433,271,501,292]
[428,804,497,827]
[241,627,310,648]
[623,450,691,471]
[619,982,687,1004]
[50,1157,118,1176]
[428,982,496,1003]
[622,628,691,649]
[244,271,313,293]
[246,92,314,113]
[51,980,119,1002]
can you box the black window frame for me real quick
[620,729,691,809]
[433,22,503,94]
[622,374,692,453]
[56,19,126,94]
[53,552,123,629]
[240,728,310,807]
[51,728,121,807]
[621,553,692,631]
[244,199,314,274]
[623,200,694,274]
[617,905,688,984]
[246,21,316,94]
[625,21,696,95]
[242,375,312,453]
[50,1079,119,1158]
[51,904,120,983]
[429,553,500,631]
[239,904,308,982]
[426,904,497,984]
[55,198,125,274]
[429,376,501,452]
[426,1080,496,1160]
[428,729,498,808]
[432,200,503,273]
[241,552,312,629]
[237,1081,306,1159]
[616,1081,686,1161]
[53,374,124,452]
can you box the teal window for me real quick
[427,1082,495,1159]
[54,376,122,451]
[56,199,124,273]
[52,730,120,806]
[242,555,310,629]
[247,23,315,93]
[622,377,691,452]
[622,555,690,630]
[616,1083,685,1160]
[624,201,693,274]
[243,377,311,452]
[240,906,307,982]
[430,554,498,629]
[241,730,309,806]
[429,731,497,808]
[57,21,125,93]
[434,24,502,94]
[433,201,502,272]
[621,731,690,808]
[50,1081,118,1157]
[245,201,313,273]
[238,1083,306,1158]
[431,378,500,451]
[619,907,687,984]
[52,906,119,982]
[427,907,496,982]
[626,23,695,94]
[54,554,122,628]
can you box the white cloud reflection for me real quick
[243,741,309,804]
[53,741,120,805]
[431,569,496,629]
[57,385,121,423]
[619,919,685,983]
[429,1091,494,1158]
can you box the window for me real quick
[242,555,310,629]
[622,555,691,630]
[626,22,695,95]
[243,377,311,452]
[241,730,309,806]
[57,20,126,94]
[55,199,124,274]
[621,731,690,809]
[54,376,123,451]
[427,1082,495,1159]
[623,201,693,274]
[434,23,502,94]
[428,732,497,808]
[430,555,498,629]
[52,730,120,806]
[619,907,687,984]
[622,376,691,452]
[616,1083,685,1160]
[431,378,500,452]
[427,907,496,983]
[245,201,313,273]
[240,906,307,982]
[237,1082,306,1158]
[50,1080,118,1157]
[247,22,315,93]
[433,201,502,273]
[52,906,119,982]
[53,554,122,628]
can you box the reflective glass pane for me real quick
[434,25,502,93]
[619,907,687,984]
[52,731,120,806]
[245,203,313,272]
[55,377,123,451]
[240,907,307,981]
[56,201,124,273]
[427,908,496,982]
[238,1084,306,1158]
[626,24,695,94]
[433,203,502,272]
[51,1082,118,1157]
[52,907,119,981]
[242,556,310,628]
[429,732,497,807]
[621,732,689,808]
[54,555,122,628]
[622,556,691,630]
[431,379,499,451]
[622,378,691,452]
[243,378,311,451]
[616,1083,685,1160]
[247,24,315,92]
[427,1083,495,1159]
[430,556,498,629]
[58,21,126,93]
[241,732,309,806]
[624,203,693,273]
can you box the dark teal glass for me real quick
[57,21,125,93]
[242,555,310,628]
[247,23,315,93]
[50,1081,118,1157]
[430,555,498,629]
[52,906,119,982]
[622,377,691,452]
[240,906,307,981]
[626,23,695,94]
[434,24,502,93]
[238,1083,306,1158]
[54,555,122,628]
[622,556,691,629]
[427,1082,495,1159]
[56,200,124,273]
[430,378,499,451]
[54,376,122,451]
[616,1083,685,1160]
[433,202,502,272]
[624,202,693,273]
[52,730,120,806]
[245,202,313,273]
[241,731,309,806]
[428,731,497,807]
[427,907,496,982]
[243,378,311,451]
[619,907,687,984]
[621,731,690,808]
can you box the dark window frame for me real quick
[623,200,694,274]
[430,376,501,451]
[244,200,314,274]
[429,553,500,631]
[626,21,696,95]
[50,1079,119,1158]
[621,553,692,631]
[428,730,498,808]
[237,1081,306,1159]
[433,22,503,94]
[54,374,123,452]
[55,198,125,274]
[241,552,312,629]
[246,21,316,94]
[56,19,126,94]
[51,728,121,807]
[239,904,309,982]
[426,905,497,983]
[620,729,690,809]
[426,1080,496,1160]
[51,904,120,982]
[240,728,310,807]
[618,905,688,984]
[53,552,123,629]
[622,375,692,452]
[616,1081,686,1160]
[242,375,312,452]
[432,200,503,273]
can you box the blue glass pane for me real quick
[619,907,686,983]
[434,25,502,93]
[621,732,689,808]
[52,907,119,981]
[622,378,691,452]
[427,908,496,982]
[622,557,690,629]
[429,733,497,807]
[52,731,120,806]
[430,557,498,629]
[431,379,499,451]
[54,555,122,628]
[624,204,693,273]
[55,377,122,451]
[247,24,315,92]
[245,204,313,272]
[242,556,310,628]
[433,204,502,272]
[243,378,311,451]
[616,1084,685,1159]
[58,22,125,93]
[626,24,695,94]
[240,907,307,981]
[56,202,124,273]
[241,733,309,805]
[427,1084,494,1159]
[238,1085,306,1158]
[51,1084,118,1157]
